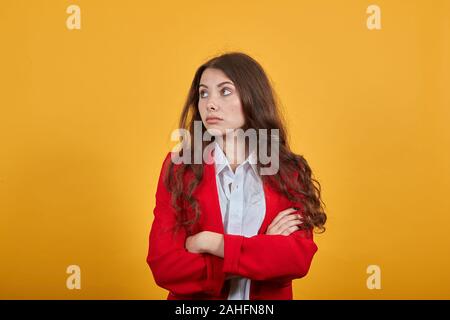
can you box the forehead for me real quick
[200,68,233,84]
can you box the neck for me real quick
[216,132,249,171]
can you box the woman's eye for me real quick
[222,88,232,96]
[199,90,208,98]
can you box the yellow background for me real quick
[1,0,449,299]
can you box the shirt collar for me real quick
[213,141,259,177]
[213,141,231,175]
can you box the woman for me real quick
[146,52,327,300]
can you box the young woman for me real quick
[146,52,327,300]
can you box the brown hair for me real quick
[165,52,327,235]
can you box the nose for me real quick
[207,100,218,112]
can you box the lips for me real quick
[206,116,223,123]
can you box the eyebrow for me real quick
[199,81,234,88]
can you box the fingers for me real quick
[272,216,302,234]
[280,218,303,230]
[185,233,201,253]
[281,225,300,236]
[270,212,303,234]
[268,207,298,229]
[185,236,193,252]
[272,215,297,233]
[266,214,304,236]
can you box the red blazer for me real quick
[146,152,318,300]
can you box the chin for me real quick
[205,127,225,137]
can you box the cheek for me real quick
[228,99,245,123]
[198,101,207,118]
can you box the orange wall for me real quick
[0,0,449,299]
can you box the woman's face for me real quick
[198,68,245,137]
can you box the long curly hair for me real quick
[165,52,327,236]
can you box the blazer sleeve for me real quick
[146,152,226,296]
[222,198,318,281]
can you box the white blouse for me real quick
[212,141,266,300]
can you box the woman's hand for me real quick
[185,231,224,258]
[185,232,206,254]
[266,207,303,236]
